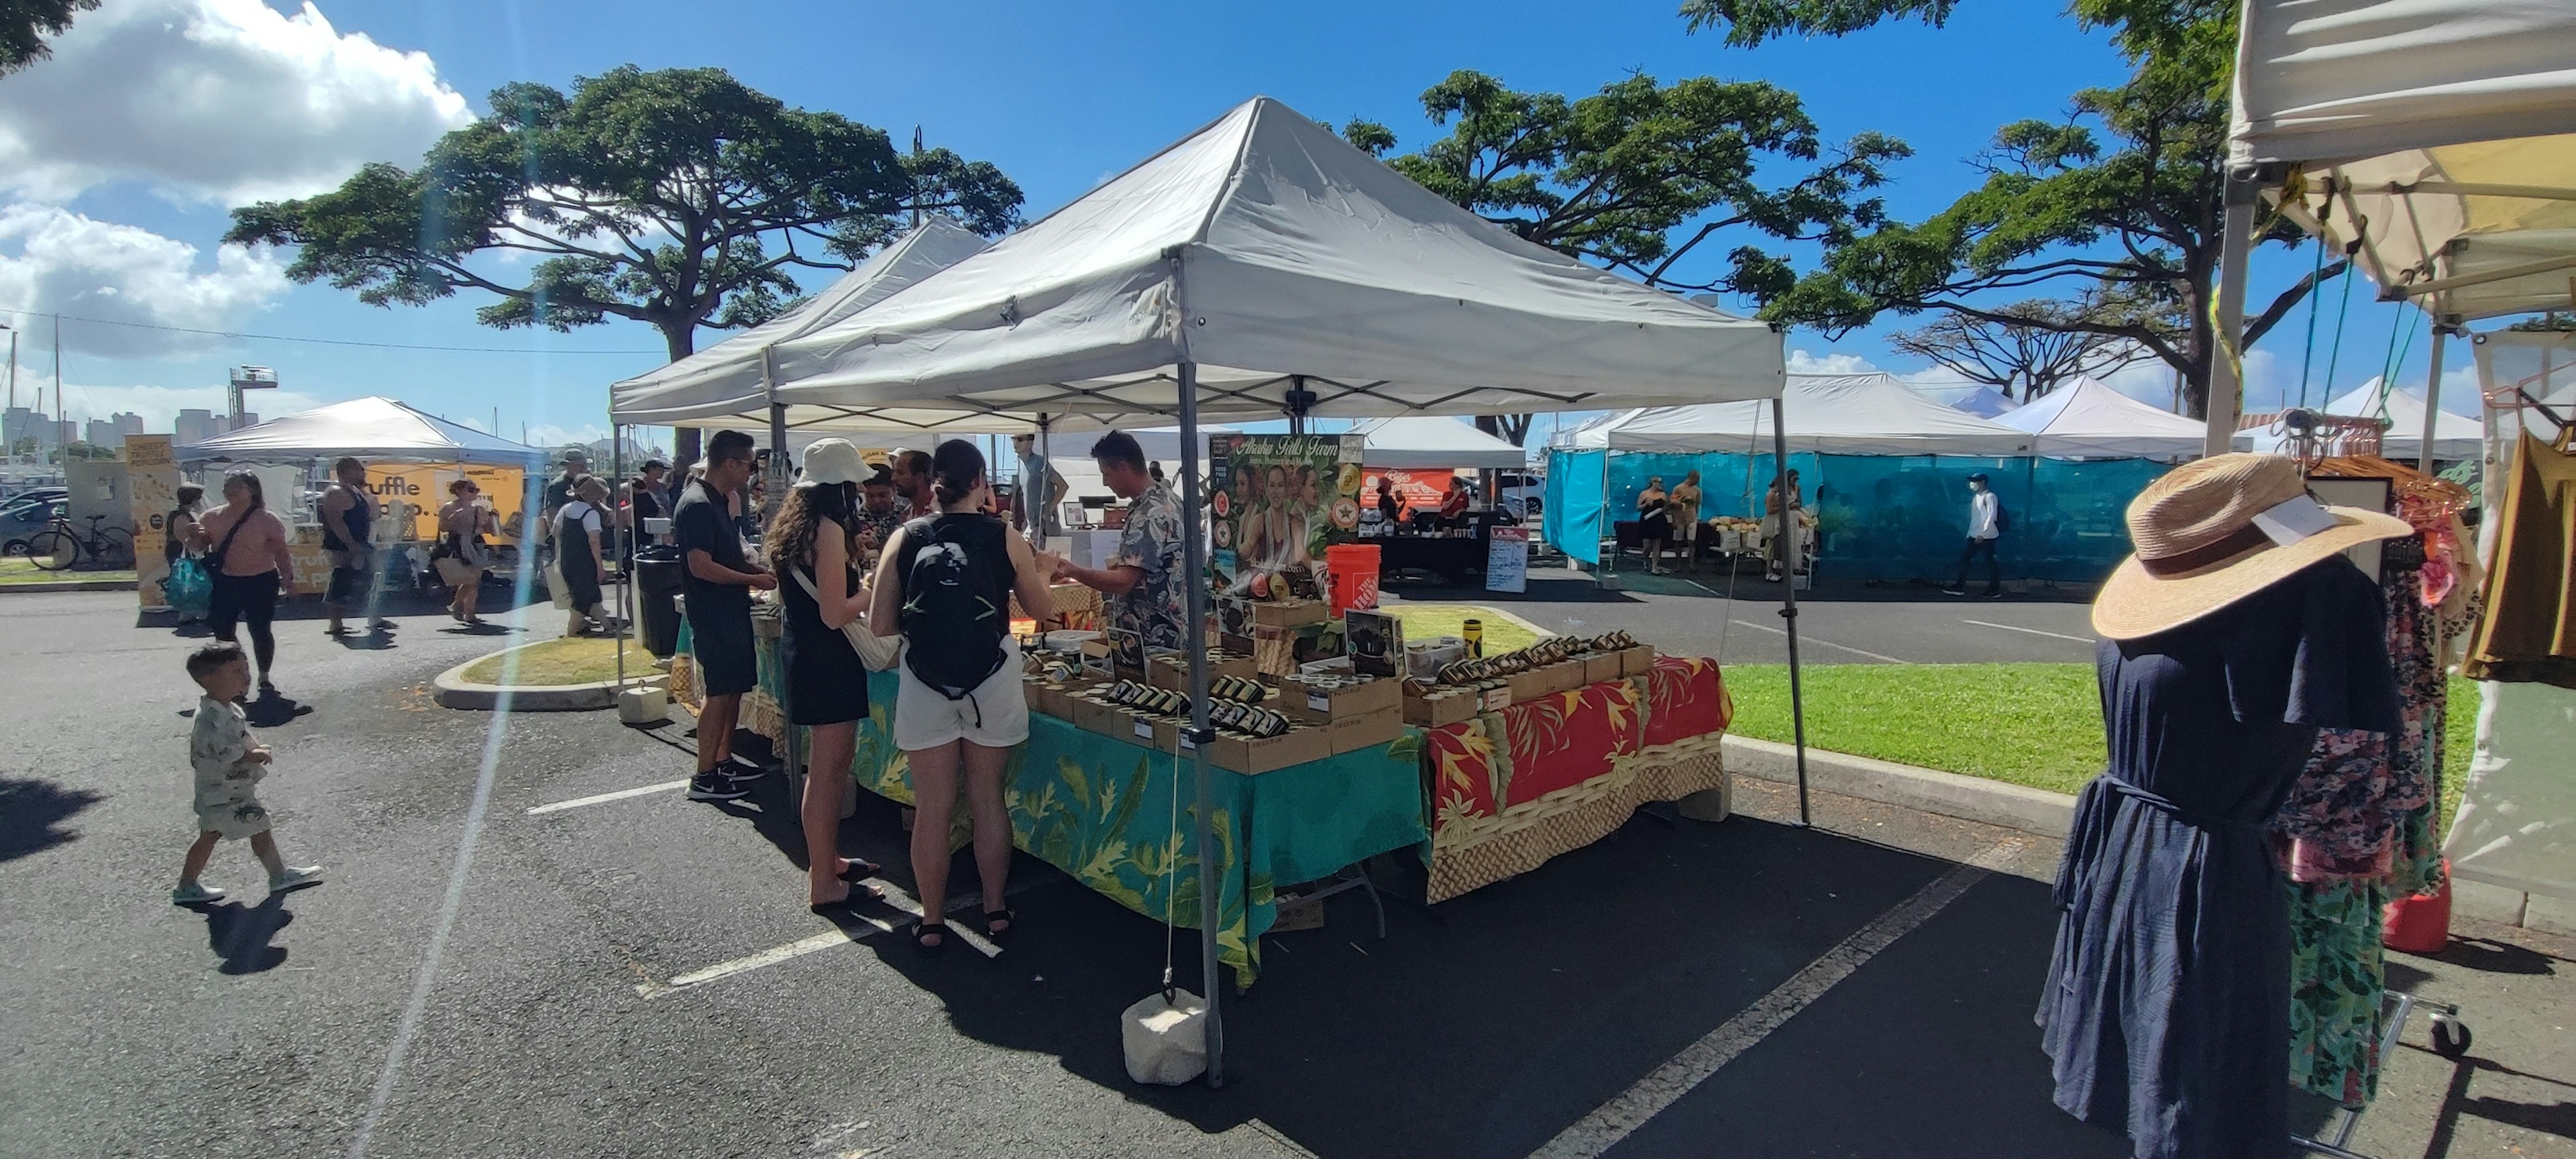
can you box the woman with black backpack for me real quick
[866,439,1061,954]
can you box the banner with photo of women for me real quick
[1209,433,1365,593]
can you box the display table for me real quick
[1372,530,1490,585]
[673,626,1733,982]
[1419,655,1732,901]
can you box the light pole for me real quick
[3,322,15,464]
[228,366,278,430]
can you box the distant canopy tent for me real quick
[1603,374,2035,457]
[1907,380,2023,419]
[613,95,1789,1083]
[1550,408,1643,449]
[176,396,551,469]
[1347,416,1529,470]
[1992,376,2209,460]
[2238,380,2487,462]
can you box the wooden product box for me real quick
[1250,598,1331,628]
[1271,675,1403,725]
[1328,708,1406,756]
[1404,687,1481,728]
[1148,650,1257,692]
[1067,693,1129,739]
[1619,645,1656,677]
[1480,682,1513,713]
[1252,620,1344,677]
[1584,652,1623,686]
[1507,661,1589,703]
[1024,679,1069,722]
[1150,717,1332,773]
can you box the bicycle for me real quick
[14,512,134,572]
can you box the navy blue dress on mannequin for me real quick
[2041,557,2401,1159]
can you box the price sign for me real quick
[1485,526,1529,593]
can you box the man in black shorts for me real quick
[674,430,776,801]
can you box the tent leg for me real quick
[612,426,626,690]
[1176,361,1225,1087]
[2206,172,2259,458]
[1035,415,1052,554]
[769,402,801,787]
[2418,325,2451,473]
[1772,398,1810,829]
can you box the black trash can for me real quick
[633,545,685,658]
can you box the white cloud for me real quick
[524,423,609,449]
[0,205,288,356]
[0,0,473,204]
[1786,349,1885,376]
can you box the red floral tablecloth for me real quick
[1422,657,1733,901]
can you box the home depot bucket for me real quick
[2381,859,2453,954]
[1326,544,1381,616]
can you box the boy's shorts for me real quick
[197,797,272,840]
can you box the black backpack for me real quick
[898,516,1008,698]
[1994,500,2012,535]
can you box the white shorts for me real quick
[894,638,1030,751]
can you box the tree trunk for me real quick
[1474,414,1535,447]
[659,324,701,476]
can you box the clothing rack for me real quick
[2293,992,2473,1158]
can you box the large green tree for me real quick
[0,0,96,76]
[1691,0,2344,417]
[227,66,1022,465]
[1346,69,1907,442]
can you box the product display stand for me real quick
[2291,991,2473,1158]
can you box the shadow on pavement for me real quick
[197,896,295,975]
[243,689,314,728]
[0,776,104,863]
[843,811,2127,1159]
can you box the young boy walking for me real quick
[174,643,323,905]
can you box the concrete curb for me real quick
[0,578,137,593]
[432,640,666,712]
[1721,733,2076,840]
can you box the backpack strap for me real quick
[211,504,258,570]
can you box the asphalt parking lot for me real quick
[1,588,2567,1159]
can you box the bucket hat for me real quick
[2092,453,2410,640]
[801,439,869,487]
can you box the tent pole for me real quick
[2418,323,2451,473]
[613,425,626,691]
[2205,170,2259,458]
[1771,397,1811,828]
[1036,415,1052,553]
[1175,360,1225,1087]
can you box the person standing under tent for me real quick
[435,478,498,625]
[866,439,1059,953]
[191,471,297,698]
[318,456,390,637]
[1668,470,1705,573]
[766,439,888,912]
[889,448,936,517]
[1054,431,1186,663]
[1764,468,1804,583]
[1946,472,2005,599]
[623,459,669,558]
[853,465,908,563]
[1636,476,1672,574]
[553,477,619,637]
[1011,433,1068,547]
[1374,474,1402,527]
[674,431,777,802]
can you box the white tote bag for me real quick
[793,566,900,671]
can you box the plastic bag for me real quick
[165,556,212,617]
[1120,989,1209,1085]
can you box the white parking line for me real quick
[1727,619,1910,665]
[526,779,693,815]
[637,879,1030,998]
[1528,839,2027,1159]
[1960,618,2095,645]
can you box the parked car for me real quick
[0,494,66,555]
[1492,470,1543,522]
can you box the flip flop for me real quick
[808,882,885,914]
[839,858,883,882]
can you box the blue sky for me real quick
[0,0,2467,450]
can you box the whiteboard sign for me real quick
[1485,526,1529,593]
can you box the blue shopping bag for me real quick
[166,555,211,616]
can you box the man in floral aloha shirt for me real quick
[1053,431,1185,655]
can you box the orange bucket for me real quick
[1326,543,1381,616]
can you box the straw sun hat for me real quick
[800,439,869,487]
[2092,453,2412,641]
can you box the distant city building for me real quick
[3,406,72,451]
[85,419,123,449]
[113,412,144,436]
[234,411,259,430]
[174,408,223,447]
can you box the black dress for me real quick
[2039,558,2400,1159]
[781,558,869,726]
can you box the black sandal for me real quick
[808,883,885,914]
[839,858,883,882]
[982,908,1014,944]
[911,920,948,955]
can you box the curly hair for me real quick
[764,479,857,571]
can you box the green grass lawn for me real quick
[1377,604,1545,653]
[0,557,134,585]
[1722,662,2473,832]
[460,634,643,686]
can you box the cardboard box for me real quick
[1328,709,1405,755]
[1024,680,1067,721]
[1404,687,1481,728]
[1509,663,1591,703]
[1250,598,1330,628]
[1068,693,1127,738]
[1207,725,1335,774]
[1584,652,1623,686]
[1619,645,1656,677]
[1252,620,1344,677]
[1272,675,1402,724]
[1480,682,1513,713]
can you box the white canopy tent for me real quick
[1603,374,2033,456]
[1552,408,1643,450]
[177,396,551,469]
[2214,0,2576,461]
[1993,376,2208,460]
[2238,380,2487,461]
[609,219,993,431]
[1907,380,2023,419]
[1348,416,1529,469]
[620,95,1792,1086]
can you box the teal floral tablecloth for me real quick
[718,635,1424,985]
